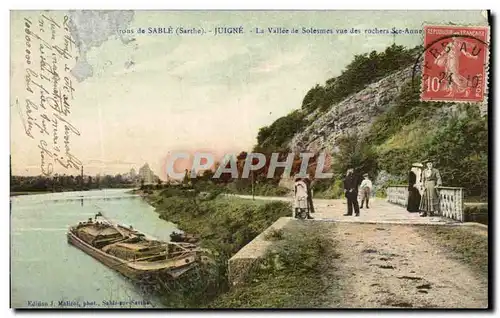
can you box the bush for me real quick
[255,110,308,152]
[301,44,418,114]
[210,222,338,308]
[420,109,488,199]
[313,179,344,199]
[253,43,487,202]
[464,204,488,225]
[365,81,487,200]
[264,227,284,241]
[330,132,379,178]
[153,195,292,307]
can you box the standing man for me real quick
[343,167,360,217]
[359,173,372,209]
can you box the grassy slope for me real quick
[145,189,341,308]
[145,189,293,307]
[154,194,291,256]
[210,221,340,308]
[374,120,437,157]
[415,225,488,279]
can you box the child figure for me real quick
[359,173,373,209]
[293,178,313,219]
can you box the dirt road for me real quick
[322,223,488,308]
[229,194,488,308]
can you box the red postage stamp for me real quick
[421,25,490,103]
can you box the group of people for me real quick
[293,167,374,218]
[407,160,442,217]
[293,159,442,219]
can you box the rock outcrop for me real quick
[289,64,488,154]
[289,67,416,153]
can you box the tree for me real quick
[255,110,307,152]
[331,133,378,178]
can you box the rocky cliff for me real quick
[288,66,487,154]
[289,67,415,153]
[270,46,488,199]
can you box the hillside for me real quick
[254,44,488,200]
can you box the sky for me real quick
[10,10,488,177]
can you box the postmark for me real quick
[420,25,490,103]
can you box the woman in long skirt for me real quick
[407,163,422,212]
[303,177,315,213]
[419,160,442,217]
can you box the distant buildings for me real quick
[130,168,137,180]
[138,163,159,184]
[92,164,159,185]
[120,168,138,182]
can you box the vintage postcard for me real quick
[10,10,490,309]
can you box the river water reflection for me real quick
[10,189,177,308]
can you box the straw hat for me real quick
[411,162,423,168]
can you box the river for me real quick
[10,189,178,309]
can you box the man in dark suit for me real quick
[343,167,360,216]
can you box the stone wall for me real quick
[228,217,292,286]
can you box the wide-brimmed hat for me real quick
[411,162,423,168]
[363,173,369,177]
[422,159,434,164]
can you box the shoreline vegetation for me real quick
[10,191,52,197]
[10,174,137,194]
[134,186,292,307]
[135,185,342,308]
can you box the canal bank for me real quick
[136,188,344,308]
[138,188,299,307]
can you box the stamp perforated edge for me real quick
[418,23,491,105]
